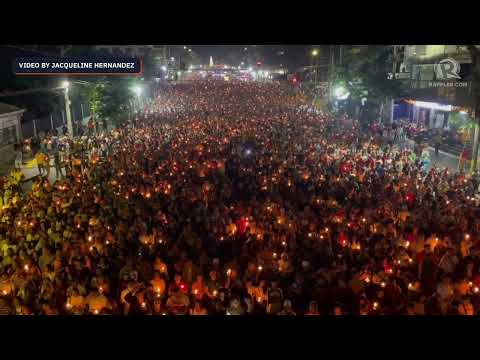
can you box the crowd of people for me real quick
[1,80,480,315]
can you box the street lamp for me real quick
[334,86,350,100]
[61,80,74,137]
[188,48,192,52]
[311,49,319,57]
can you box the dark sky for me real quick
[190,45,314,69]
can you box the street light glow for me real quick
[132,85,142,97]
[334,86,350,100]
[312,49,319,56]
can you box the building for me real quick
[0,102,25,147]
[394,45,477,130]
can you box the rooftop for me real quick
[0,102,23,115]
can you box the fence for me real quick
[21,101,92,139]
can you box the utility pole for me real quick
[63,84,74,137]
[328,45,336,105]
[390,45,399,124]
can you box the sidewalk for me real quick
[403,138,460,172]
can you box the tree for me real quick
[332,46,405,125]
[78,77,136,131]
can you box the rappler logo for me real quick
[434,58,461,80]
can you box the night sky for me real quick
[189,45,314,70]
